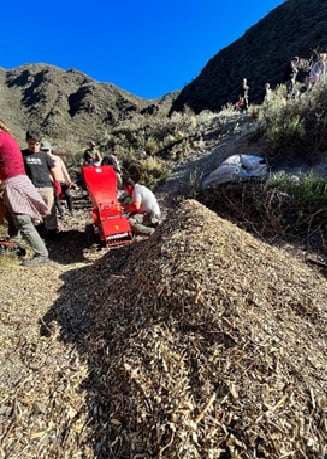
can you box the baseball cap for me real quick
[40,140,52,151]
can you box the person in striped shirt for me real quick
[0,120,49,267]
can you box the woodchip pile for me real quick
[88,199,327,458]
[1,199,326,459]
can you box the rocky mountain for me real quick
[1,0,327,148]
[171,0,327,113]
[0,63,178,150]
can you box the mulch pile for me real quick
[88,199,327,458]
[1,199,326,458]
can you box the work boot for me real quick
[22,255,49,267]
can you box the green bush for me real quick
[258,80,327,165]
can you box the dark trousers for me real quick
[55,183,73,216]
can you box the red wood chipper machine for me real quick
[81,165,133,248]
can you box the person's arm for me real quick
[50,168,61,196]
[47,156,61,194]
[133,187,142,212]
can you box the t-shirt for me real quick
[0,130,26,180]
[133,183,160,216]
[22,150,55,188]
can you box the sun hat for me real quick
[40,140,52,151]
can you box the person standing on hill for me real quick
[239,78,249,112]
[40,140,76,219]
[308,53,327,88]
[284,58,298,97]
[0,120,49,267]
[22,130,60,238]
[264,82,272,104]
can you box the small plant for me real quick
[267,172,327,246]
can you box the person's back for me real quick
[133,183,160,216]
[0,130,26,180]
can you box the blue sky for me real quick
[1,0,285,99]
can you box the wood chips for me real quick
[89,199,327,458]
[0,199,326,458]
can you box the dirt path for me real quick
[155,112,259,217]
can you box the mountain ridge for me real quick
[1,0,327,147]
[171,0,327,113]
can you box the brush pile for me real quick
[87,199,327,458]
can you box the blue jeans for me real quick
[12,213,48,257]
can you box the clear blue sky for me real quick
[1,0,285,99]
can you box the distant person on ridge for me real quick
[284,57,298,98]
[264,82,272,104]
[239,78,249,112]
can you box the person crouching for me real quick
[122,175,161,236]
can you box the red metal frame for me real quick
[81,165,133,247]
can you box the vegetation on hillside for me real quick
[171,0,327,113]
[242,78,327,165]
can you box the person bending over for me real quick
[122,175,161,236]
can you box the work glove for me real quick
[53,180,62,197]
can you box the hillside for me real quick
[0,0,327,156]
[0,64,178,149]
[171,0,327,113]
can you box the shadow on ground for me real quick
[40,244,135,458]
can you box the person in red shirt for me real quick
[0,120,49,267]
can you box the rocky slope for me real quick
[0,64,178,149]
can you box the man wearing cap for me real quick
[40,141,76,218]
[83,141,102,165]
[22,130,60,238]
